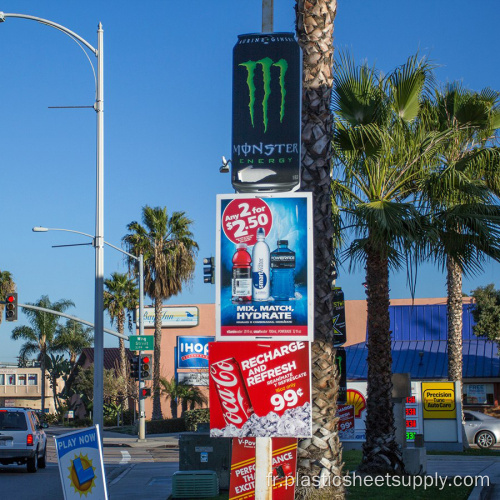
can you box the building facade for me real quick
[0,364,58,413]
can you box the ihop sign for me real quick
[177,336,214,369]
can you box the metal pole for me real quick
[262,0,273,33]
[138,254,147,441]
[255,6,274,498]
[93,22,105,432]
[255,437,273,499]
[0,12,105,433]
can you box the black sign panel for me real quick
[335,347,347,404]
[232,33,301,193]
[332,287,346,346]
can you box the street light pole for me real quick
[33,227,146,439]
[94,21,105,435]
[1,12,106,431]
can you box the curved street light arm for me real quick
[0,12,97,54]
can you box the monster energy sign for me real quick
[232,33,301,193]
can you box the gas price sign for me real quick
[209,341,312,438]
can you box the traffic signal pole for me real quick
[138,254,146,441]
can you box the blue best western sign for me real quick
[177,336,213,368]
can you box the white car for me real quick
[0,408,48,472]
[464,410,500,449]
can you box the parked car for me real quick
[464,410,500,449]
[0,407,48,472]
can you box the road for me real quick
[0,427,179,499]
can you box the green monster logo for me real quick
[239,57,288,133]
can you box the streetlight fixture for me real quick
[1,12,105,431]
[32,226,148,440]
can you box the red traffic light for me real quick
[6,295,14,303]
[142,356,150,364]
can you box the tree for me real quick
[471,284,500,347]
[0,270,15,325]
[103,272,138,382]
[123,206,198,420]
[53,319,93,367]
[331,54,448,473]
[45,353,71,413]
[294,1,343,494]
[73,364,127,408]
[178,385,208,415]
[420,84,500,395]
[159,377,183,419]
[11,295,74,414]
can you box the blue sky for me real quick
[1,0,499,362]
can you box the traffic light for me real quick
[203,257,215,284]
[130,356,140,380]
[140,387,151,398]
[5,293,18,322]
[140,354,152,380]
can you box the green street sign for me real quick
[129,335,154,351]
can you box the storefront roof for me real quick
[345,304,500,380]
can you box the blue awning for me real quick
[346,304,500,380]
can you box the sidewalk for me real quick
[101,428,180,448]
[102,430,181,499]
[427,455,500,499]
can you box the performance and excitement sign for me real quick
[216,193,313,341]
[209,341,312,438]
[229,438,297,500]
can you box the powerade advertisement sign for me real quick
[177,336,213,369]
[232,33,301,193]
[216,193,313,341]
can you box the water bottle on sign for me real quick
[270,240,296,300]
[252,228,270,301]
[232,243,252,302]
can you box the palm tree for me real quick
[11,295,74,414]
[331,54,449,473]
[53,319,94,367]
[178,385,208,416]
[0,270,15,325]
[420,84,500,400]
[103,272,139,380]
[123,206,198,420]
[45,353,71,412]
[159,377,183,419]
[294,1,343,492]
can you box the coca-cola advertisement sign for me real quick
[209,341,312,438]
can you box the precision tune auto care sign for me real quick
[209,341,312,438]
[232,33,301,193]
[216,193,313,341]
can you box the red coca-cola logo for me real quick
[211,360,252,426]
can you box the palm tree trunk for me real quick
[41,350,46,416]
[152,297,163,420]
[295,1,343,496]
[359,246,404,474]
[446,255,463,384]
[118,311,128,411]
[170,399,178,419]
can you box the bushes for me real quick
[146,417,186,434]
[184,408,210,431]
